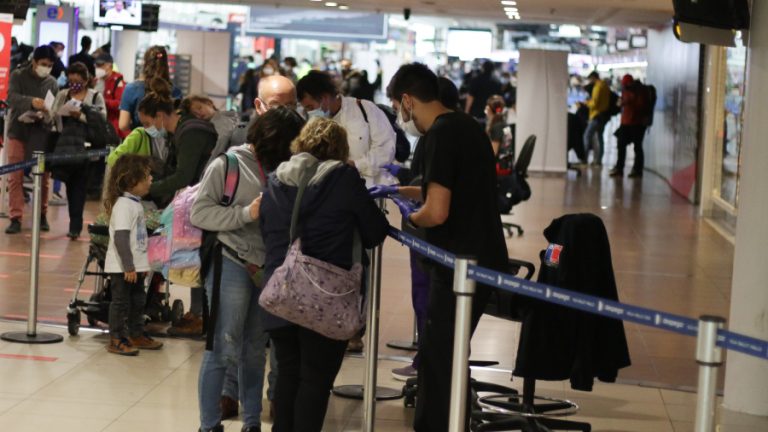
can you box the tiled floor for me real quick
[0,165,765,430]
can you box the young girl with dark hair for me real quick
[103,154,163,355]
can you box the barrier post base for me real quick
[332,384,403,401]
[386,340,418,351]
[1,331,64,344]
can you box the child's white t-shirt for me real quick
[104,193,150,273]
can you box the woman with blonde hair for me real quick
[259,118,389,431]
[118,45,183,131]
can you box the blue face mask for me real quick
[145,126,167,138]
[306,108,329,119]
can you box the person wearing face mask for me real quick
[375,63,507,432]
[297,70,396,187]
[51,62,107,240]
[136,89,217,208]
[93,53,127,139]
[108,78,176,173]
[4,45,59,235]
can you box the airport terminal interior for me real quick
[0,0,767,431]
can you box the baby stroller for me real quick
[65,224,185,336]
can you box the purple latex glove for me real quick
[382,163,401,176]
[368,184,399,198]
[391,195,420,219]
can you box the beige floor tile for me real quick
[672,421,694,432]
[0,412,112,432]
[0,394,23,415]
[5,397,131,420]
[33,376,157,403]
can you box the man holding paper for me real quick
[5,45,59,235]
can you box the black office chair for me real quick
[499,135,535,237]
[472,214,631,432]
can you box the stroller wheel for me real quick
[171,299,185,325]
[67,310,81,336]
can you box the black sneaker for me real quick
[242,426,261,432]
[199,425,224,432]
[609,168,623,177]
[628,170,643,178]
[5,218,21,234]
[67,231,80,241]
[40,216,50,232]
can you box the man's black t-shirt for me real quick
[469,74,502,119]
[421,111,507,270]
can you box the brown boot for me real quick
[220,395,239,420]
[346,335,364,353]
[167,312,203,337]
[107,337,139,356]
[129,333,163,350]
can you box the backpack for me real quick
[642,84,657,126]
[607,90,621,117]
[147,152,240,286]
[355,99,411,163]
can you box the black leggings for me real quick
[269,325,348,432]
[64,163,91,234]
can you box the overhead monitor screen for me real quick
[94,0,142,26]
[447,29,493,61]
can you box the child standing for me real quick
[103,154,163,355]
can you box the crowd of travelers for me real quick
[3,35,649,431]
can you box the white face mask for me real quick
[35,65,52,78]
[262,67,274,75]
[396,101,423,137]
[95,68,107,79]
[145,126,167,138]
[306,108,329,119]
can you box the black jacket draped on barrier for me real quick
[513,213,631,391]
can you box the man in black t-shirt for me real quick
[384,63,508,431]
[465,61,502,122]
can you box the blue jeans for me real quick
[198,256,269,429]
[583,117,606,163]
[222,348,278,401]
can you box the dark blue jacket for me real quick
[259,159,389,331]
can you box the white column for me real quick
[113,30,139,83]
[722,0,768,417]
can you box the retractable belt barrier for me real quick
[0,148,112,346]
[0,148,111,175]
[388,227,768,361]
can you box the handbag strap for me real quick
[289,161,320,243]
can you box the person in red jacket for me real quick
[610,74,649,178]
[95,53,128,139]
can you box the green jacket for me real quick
[107,127,151,166]
[148,114,218,205]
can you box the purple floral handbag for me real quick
[259,161,365,340]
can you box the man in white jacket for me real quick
[297,71,397,187]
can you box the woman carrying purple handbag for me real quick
[259,118,389,431]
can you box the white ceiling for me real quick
[211,0,674,27]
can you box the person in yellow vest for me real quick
[582,71,610,165]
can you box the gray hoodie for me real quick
[274,152,343,187]
[191,144,266,266]
[207,110,239,165]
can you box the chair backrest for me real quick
[514,135,536,176]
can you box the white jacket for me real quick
[332,96,397,187]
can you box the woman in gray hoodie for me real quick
[190,107,305,432]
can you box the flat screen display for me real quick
[94,0,142,26]
[447,29,493,61]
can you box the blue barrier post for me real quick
[695,315,725,432]
[448,257,476,432]
[1,152,63,344]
